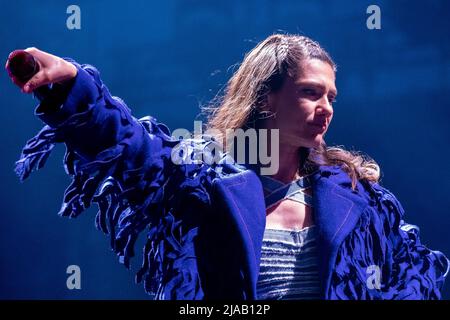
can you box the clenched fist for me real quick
[5,47,77,94]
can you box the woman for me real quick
[7,34,449,300]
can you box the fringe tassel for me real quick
[16,114,218,299]
[328,181,449,299]
[15,125,57,181]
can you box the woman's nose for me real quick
[317,97,333,116]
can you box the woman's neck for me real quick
[270,144,301,183]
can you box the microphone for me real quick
[6,50,51,100]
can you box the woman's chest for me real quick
[265,199,314,230]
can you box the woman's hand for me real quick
[5,47,77,94]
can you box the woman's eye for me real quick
[328,96,336,104]
[302,88,316,96]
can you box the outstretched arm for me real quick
[6,48,212,299]
[7,47,177,209]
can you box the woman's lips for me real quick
[310,122,327,132]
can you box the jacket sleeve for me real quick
[370,184,449,299]
[15,59,221,299]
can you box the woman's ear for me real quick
[257,92,278,122]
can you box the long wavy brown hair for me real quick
[204,34,380,189]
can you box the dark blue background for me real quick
[1,0,449,299]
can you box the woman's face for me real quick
[264,59,337,149]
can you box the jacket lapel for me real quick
[211,169,266,299]
[210,164,370,300]
[311,166,369,298]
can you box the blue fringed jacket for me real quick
[16,60,449,300]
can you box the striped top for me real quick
[257,226,320,300]
[257,174,320,300]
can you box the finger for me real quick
[23,70,48,93]
[23,47,39,55]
